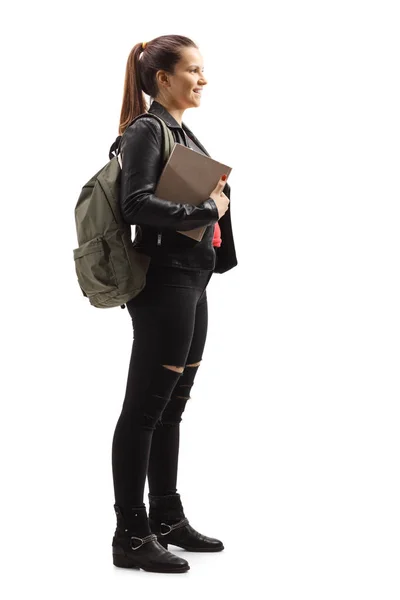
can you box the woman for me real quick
[110,34,238,574]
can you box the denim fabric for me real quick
[112,263,213,507]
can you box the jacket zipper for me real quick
[157,232,162,246]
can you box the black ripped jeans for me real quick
[111,262,213,509]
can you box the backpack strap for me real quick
[109,136,122,160]
[110,113,175,164]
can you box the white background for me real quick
[1,0,399,598]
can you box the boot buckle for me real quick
[160,518,189,535]
[130,533,157,550]
[160,523,172,535]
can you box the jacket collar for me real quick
[147,99,211,158]
[148,99,183,129]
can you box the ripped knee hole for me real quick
[161,364,184,373]
[161,360,201,372]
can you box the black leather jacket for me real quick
[112,100,238,274]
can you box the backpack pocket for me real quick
[73,236,118,296]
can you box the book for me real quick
[155,142,232,241]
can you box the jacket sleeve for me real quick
[119,117,220,230]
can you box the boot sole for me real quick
[113,554,190,573]
[158,539,224,552]
[176,546,224,552]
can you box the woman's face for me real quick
[156,46,208,109]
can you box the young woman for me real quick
[110,34,238,574]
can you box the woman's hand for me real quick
[210,175,230,219]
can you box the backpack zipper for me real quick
[157,232,162,246]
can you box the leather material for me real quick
[112,503,189,572]
[114,100,238,274]
[119,116,220,231]
[112,531,190,572]
[156,520,224,552]
[148,492,224,552]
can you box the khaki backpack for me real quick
[73,113,175,309]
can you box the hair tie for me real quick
[142,41,147,50]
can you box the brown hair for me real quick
[118,34,198,135]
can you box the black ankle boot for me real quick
[112,504,190,573]
[148,493,224,552]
